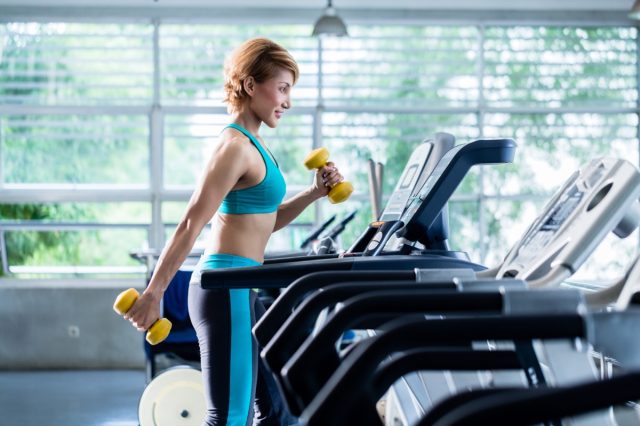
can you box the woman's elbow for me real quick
[177,214,206,239]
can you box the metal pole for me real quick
[0,230,10,276]
[150,19,165,251]
[477,24,487,263]
[313,36,324,226]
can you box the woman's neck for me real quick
[232,111,262,136]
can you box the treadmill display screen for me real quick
[400,165,418,189]
[513,184,584,264]
[401,144,466,222]
[380,143,433,221]
[586,162,606,188]
[540,185,583,232]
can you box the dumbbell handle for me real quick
[113,288,172,345]
[303,147,354,204]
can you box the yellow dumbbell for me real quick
[113,288,172,346]
[304,147,354,204]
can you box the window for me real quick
[0,20,637,279]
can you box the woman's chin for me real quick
[265,119,278,129]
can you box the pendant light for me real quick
[312,0,348,37]
[630,0,640,19]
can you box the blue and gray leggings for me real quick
[188,253,293,426]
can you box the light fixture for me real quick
[630,0,640,19]
[312,0,348,37]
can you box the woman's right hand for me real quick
[123,290,162,331]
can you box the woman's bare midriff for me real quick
[205,211,277,263]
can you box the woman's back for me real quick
[205,125,285,263]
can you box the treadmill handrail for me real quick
[322,210,358,240]
[301,311,640,426]
[282,290,506,414]
[300,313,587,426]
[261,282,459,381]
[397,138,516,246]
[424,372,640,426]
[201,255,484,289]
[303,348,523,426]
[298,214,336,249]
[252,270,416,348]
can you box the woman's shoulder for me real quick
[205,133,251,175]
[216,128,253,155]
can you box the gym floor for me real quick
[0,370,145,426]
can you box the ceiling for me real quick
[0,0,634,10]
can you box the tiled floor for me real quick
[0,370,145,426]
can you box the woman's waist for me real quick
[189,251,263,287]
[215,210,273,231]
[199,252,263,268]
[202,246,265,264]
[207,230,269,263]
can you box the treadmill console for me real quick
[380,143,432,221]
[380,133,455,222]
[497,158,640,284]
[394,139,517,248]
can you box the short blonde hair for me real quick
[223,37,299,114]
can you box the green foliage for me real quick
[0,204,85,276]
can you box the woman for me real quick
[123,37,343,425]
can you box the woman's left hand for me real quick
[311,161,344,198]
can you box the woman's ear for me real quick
[243,76,255,97]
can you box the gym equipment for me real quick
[367,159,384,219]
[302,309,640,426]
[289,157,640,425]
[582,247,640,311]
[303,147,354,204]
[194,138,515,418]
[348,133,455,253]
[421,371,640,426]
[138,366,205,426]
[113,288,172,345]
[274,281,533,416]
[298,214,336,251]
[242,156,640,421]
[267,211,356,259]
[488,157,640,287]
[311,210,358,255]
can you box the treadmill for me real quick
[293,157,640,426]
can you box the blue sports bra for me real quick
[218,123,287,215]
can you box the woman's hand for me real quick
[311,161,344,198]
[123,290,162,332]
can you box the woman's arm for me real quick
[273,186,324,232]
[124,138,249,331]
[273,162,343,232]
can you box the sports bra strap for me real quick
[225,123,279,168]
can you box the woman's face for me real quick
[249,68,294,128]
